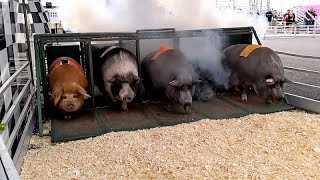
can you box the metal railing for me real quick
[0,138,20,180]
[280,54,320,113]
[34,26,257,135]
[0,59,36,178]
[263,24,320,39]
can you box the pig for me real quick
[222,44,291,103]
[92,45,143,111]
[141,46,201,113]
[191,62,216,101]
[48,57,91,120]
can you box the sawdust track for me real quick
[21,110,320,179]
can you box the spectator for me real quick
[266,9,273,25]
[289,10,296,24]
[283,10,295,26]
[283,10,290,24]
[272,10,278,26]
[304,7,317,25]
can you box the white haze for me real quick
[56,0,268,36]
[180,34,230,86]
[56,0,268,87]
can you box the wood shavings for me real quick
[20,110,320,179]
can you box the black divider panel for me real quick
[46,45,81,68]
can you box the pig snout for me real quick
[119,83,135,103]
[179,91,193,113]
[124,97,132,102]
[203,89,214,100]
[66,101,75,111]
[58,94,84,113]
[198,86,214,101]
[256,83,285,103]
[179,91,192,105]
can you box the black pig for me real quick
[92,45,144,110]
[141,46,201,113]
[222,44,291,103]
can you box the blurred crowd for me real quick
[265,6,318,26]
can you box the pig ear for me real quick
[169,80,179,87]
[265,78,275,85]
[52,86,63,106]
[133,75,141,83]
[76,85,91,99]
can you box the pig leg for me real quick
[241,85,249,102]
[229,72,240,89]
[184,104,190,114]
[164,104,173,112]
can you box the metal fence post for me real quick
[313,25,316,37]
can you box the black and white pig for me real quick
[92,45,144,111]
[222,44,291,103]
[141,46,201,113]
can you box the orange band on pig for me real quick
[48,58,84,76]
[240,44,262,58]
[151,46,174,61]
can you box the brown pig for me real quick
[48,57,91,119]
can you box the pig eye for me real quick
[73,94,80,98]
[62,95,67,99]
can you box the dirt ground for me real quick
[20,110,320,179]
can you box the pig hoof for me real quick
[121,105,128,111]
[164,105,172,112]
[241,94,248,102]
[64,115,72,120]
[121,102,128,111]
[184,106,190,114]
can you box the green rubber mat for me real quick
[51,94,295,142]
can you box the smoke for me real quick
[57,0,268,36]
[56,0,268,91]
[179,32,230,86]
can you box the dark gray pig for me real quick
[222,44,290,103]
[191,62,216,101]
[92,46,144,111]
[141,46,201,113]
